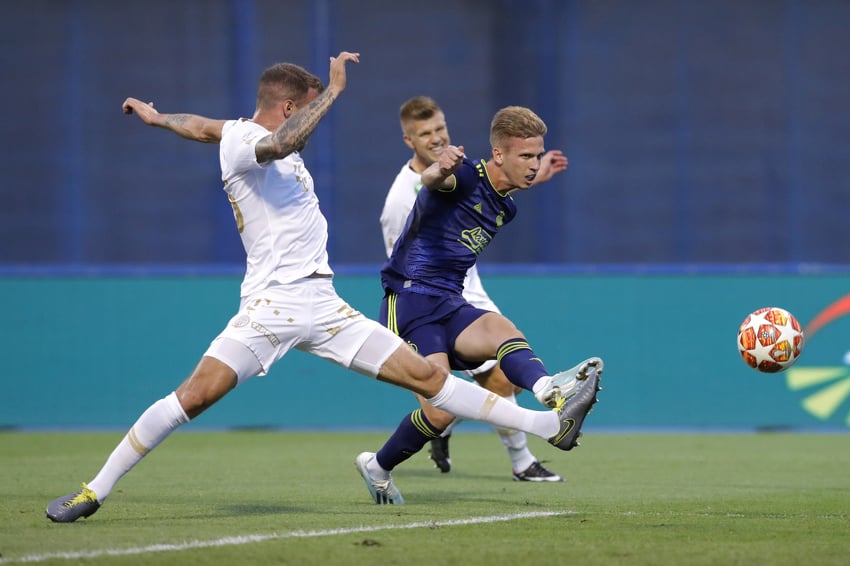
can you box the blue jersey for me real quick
[381,158,517,296]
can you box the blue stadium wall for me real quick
[5,270,850,431]
[1,0,849,266]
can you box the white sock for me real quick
[531,376,550,397]
[500,430,536,472]
[427,375,559,439]
[87,392,189,502]
[442,417,460,437]
[365,455,390,479]
[493,394,536,472]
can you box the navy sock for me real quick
[496,338,549,391]
[376,409,442,471]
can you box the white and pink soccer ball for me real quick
[737,307,805,373]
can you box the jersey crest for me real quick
[458,226,493,255]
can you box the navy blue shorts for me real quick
[379,290,490,371]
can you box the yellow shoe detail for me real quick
[65,483,97,508]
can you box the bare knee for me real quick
[406,359,448,398]
[420,360,451,397]
[176,356,238,419]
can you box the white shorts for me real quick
[461,358,498,379]
[204,277,404,383]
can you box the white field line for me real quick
[1,511,573,564]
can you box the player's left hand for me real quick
[327,51,360,97]
[535,150,568,183]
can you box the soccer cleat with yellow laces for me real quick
[46,483,101,523]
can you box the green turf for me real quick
[2,431,849,565]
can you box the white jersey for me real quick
[380,162,499,312]
[220,119,333,297]
[207,119,399,381]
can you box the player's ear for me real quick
[492,146,503,165]
[282,99,295,118]
[402,134,415,150]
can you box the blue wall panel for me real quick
[1,0,849,266]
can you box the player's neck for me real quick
[484,160,516,196]
[409,155,430,174]
[252,109,284,132]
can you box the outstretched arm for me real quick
[421,144,465,190]
[534,149,568,184]
[255,51,360,163]
[122,97,225,143]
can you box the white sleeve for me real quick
[380,167,418,258]
[220,120,268,177]
[462,264,500,313]
[380,194,413,258]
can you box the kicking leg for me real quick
[353,327,601,503]
[371,334,598,449]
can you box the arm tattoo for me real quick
[259,89,337,162]
[162,114,223,143]
[165,114,189,128]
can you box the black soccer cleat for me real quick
[548,368,601,451]
[428,435,452,473]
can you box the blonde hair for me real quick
[489,106,547,148]
[399,96,442,134]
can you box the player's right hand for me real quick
[122,97,159,125]
[438,144,465,175]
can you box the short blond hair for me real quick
[489,106,547,148]
[399,96,442,135]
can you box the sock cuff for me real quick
[426,373,456,408]
[166,391,190,424]
[410,409,442,438]
[496,339,531,361]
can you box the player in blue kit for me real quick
[356,106,604,504]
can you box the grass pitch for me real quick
[1,431,849,565]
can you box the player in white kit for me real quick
[380,96,563,482]
[46,53,601,521]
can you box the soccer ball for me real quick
[737,307,804,373]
